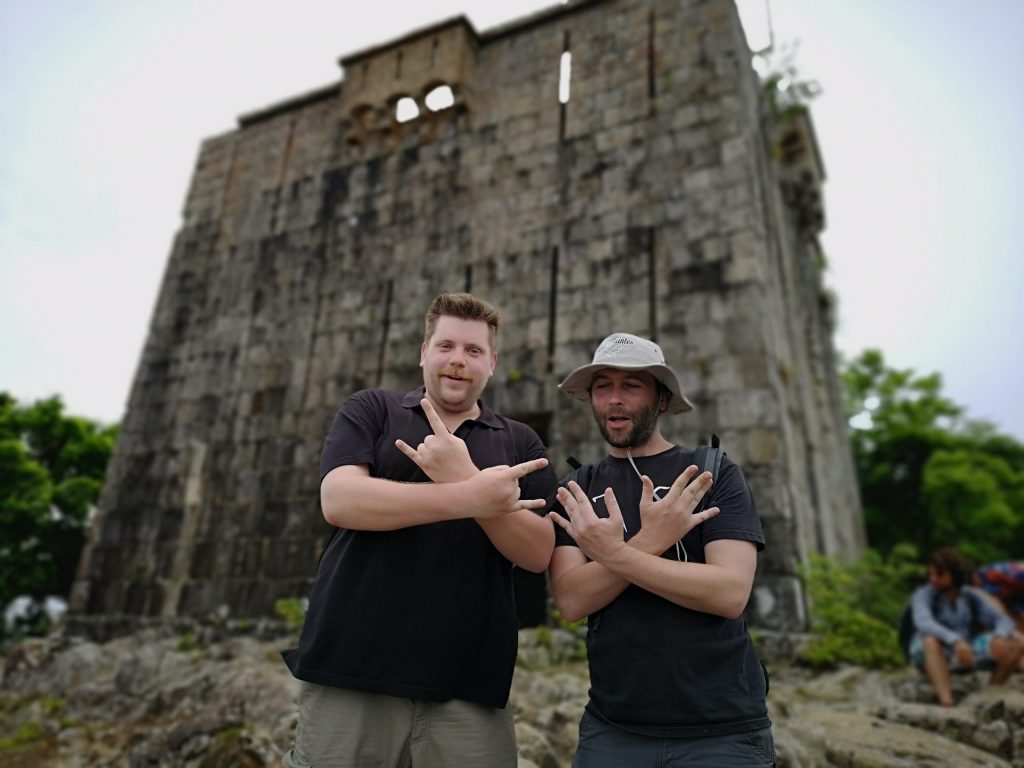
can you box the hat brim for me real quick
[559,363,694,414]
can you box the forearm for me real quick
[596,540,756,619]
[602,552,746,617]
[549,532,671,621]
[550,557,631,621]
[321,472,468,530]
[476,511,554,573]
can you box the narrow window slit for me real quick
[647,227,658,340]
[558,32,571,141]
[547,246,559,372]
[648,10,657,102]
[377,279,394,386]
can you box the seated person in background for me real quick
[974,561,1024,632]
[910,547,1022,707]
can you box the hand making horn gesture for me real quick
[550,482,631,563]
[634,466,720,553]
[469,458,551,518]
[396,398,478,483]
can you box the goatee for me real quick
[595,402,660,448]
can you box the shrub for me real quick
[798,545,923,669]
[274,597,307,631]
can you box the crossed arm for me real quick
[320,399,554,572]
[548,472,757,621]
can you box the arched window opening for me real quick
[425,85,455,112]
[395,97,420,123]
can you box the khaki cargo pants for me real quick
[282,682,516,768]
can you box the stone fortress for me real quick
[70,0,864,635]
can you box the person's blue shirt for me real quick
[911,584,1015,646]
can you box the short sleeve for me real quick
[512,422,559,518]
[319,390,383,480]
[698,458,765,551]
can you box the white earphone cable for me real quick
[625,447,687,562]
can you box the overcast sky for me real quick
[2,0,1022,439]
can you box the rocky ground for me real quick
[2,624,1023,767]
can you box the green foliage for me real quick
[534,625,552,648]
[922,449,1023,564]
[38,696,65,717]
[842,350,1024,562]
[274,597,307,631]
[757,41,822,124]
[215,725,245,744]
[798,547,922,669]
[176,631,203,652]
[0,392,117,635]
[0,721,45,750]
[553,612,587,636]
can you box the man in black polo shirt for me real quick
[548,332,774,767]
[282,293,557,768]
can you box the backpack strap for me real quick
[562,456,594,492]
[692,433,723,511]
[963,587,987,635]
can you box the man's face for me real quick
[928,565,954,592]
[420,315,496,415]
[589,368,662,449]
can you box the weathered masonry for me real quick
[71,0,863,635]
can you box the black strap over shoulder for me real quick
[563,456,594,491]
[692,434,723,512]
[693,433,724,481]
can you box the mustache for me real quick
[438,367,474,383]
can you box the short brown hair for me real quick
[928,547,973,589]
[423,293,501,352]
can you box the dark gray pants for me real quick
[572,710,775,768]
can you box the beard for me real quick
[594,401,661,449]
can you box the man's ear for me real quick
[489,352,498,374]
[659,394,668,412]
[420,342,427,368]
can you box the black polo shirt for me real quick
[283,387,557,708]
[553,446,769,737]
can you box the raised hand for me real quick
[469,458,551,518]
[550,482,628,564]
[633,465,719,553]
[395,398,478,482]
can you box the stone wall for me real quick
[70,0,863,633]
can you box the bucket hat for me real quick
[558,333,693,414]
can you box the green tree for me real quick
[842,350,1024,562]
[0,393,117,632]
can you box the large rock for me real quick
[2,627,1024,767]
